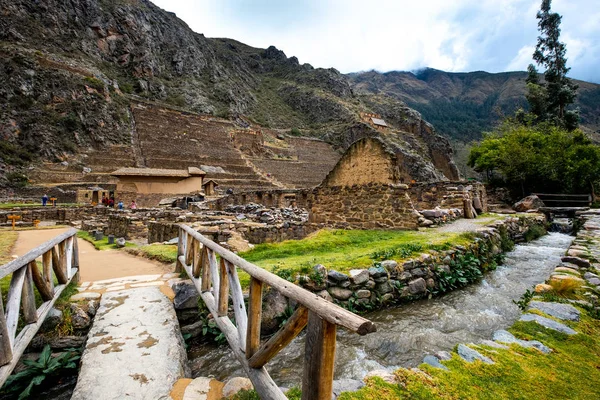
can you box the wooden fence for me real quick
[176,224,376,400]
[0,228,80,386]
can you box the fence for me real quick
[0,228,80,386]
[176,224,376,400]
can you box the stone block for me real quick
[356,289,371,299]
[408,278,427,295]
[39,308,64,333]
[369,266,388,279]
[375,281,393,294]
[328,287,353,301]
[349,269,369,285]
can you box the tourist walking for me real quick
[42,194,48,206]
[130,200,137,209]
[117,200,124,210]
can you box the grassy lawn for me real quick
[0,203,81,209]
[76,231,136,250]
[236,229,474,287]
[126,243,178,264]
[340,310,600,400]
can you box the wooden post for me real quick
[246,278,263,359]
[0,289,13,367]
[42,250,54,296]
[218,258,229,316]
[7,215,20,230]
[30,260,53,301]
[5,268,27,346]
[192,241,201,278]
[302,311,337,400]
[21,265,38,324]
[51,247,68,284]
[175,228,184,273]
[225,260,248,350]
[71,236,80,284]
[201,247,210,292]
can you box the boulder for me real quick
[408,278,427,295]
[327,270,349,283]
[181,320,203,338]
[261,289,288,335]
[349,269,369,285]
[328,287,353,301]
[513,195,545,212]
[356,290,371,299]
[115,237,126,248]
[172,280,200,310]
[457,344,494,364]
[70,304,91,330]
[332,379,364,398]
[222,377,253,398]
[40,307,63,333]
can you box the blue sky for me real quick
[152,0,600,83]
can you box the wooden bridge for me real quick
[534,193,592,219]
[0,226,376,399]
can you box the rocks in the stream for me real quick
[423,355,449,370]
[560,256,591,269]
[70,304,92,330]
[332,379,364,399]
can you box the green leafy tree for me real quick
[468,120,600,196]
[527,0,579,130]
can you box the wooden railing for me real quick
[176,224,376,400]
[0,228,80,386]
[533,193,593,207]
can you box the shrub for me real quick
[1,345,80,399]
[549,278,582,298]
[5,172,29,188]
[84,76,105,91]
[290,127,301,136]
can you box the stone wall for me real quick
[408,181,488,213]
[242,223,317,244]
[320,137,398,187]
[309,183,419,230]
[208,189,311,211]
[298,215,547,309]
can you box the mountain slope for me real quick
[348,69,600,142]
[0,0,459,190]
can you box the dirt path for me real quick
[432,216,502,233]
[13,228,172,282]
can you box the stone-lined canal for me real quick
[188,232,573,388]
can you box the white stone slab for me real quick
[130,281,165,288]
[72,287,188,400]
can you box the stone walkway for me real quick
[71,287,188,400]
[433,215,506,233]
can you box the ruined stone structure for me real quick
[111,167,205,207]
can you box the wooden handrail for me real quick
[176,224,376,400]
[0,229,80,387]
[177,224,375,335]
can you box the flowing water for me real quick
[188,232,573,387]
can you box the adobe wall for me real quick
[115,176,203,195]
[309,184,419,230]
[321,137,397,187]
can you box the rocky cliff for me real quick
[0,0,459,190]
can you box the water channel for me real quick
[189,232,574,388]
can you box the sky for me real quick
[151,0,600,83]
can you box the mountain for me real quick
[348,68,600,143]
[0,0,459,190]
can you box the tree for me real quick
[526,0,579,130]
[468,120,600,196]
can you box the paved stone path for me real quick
[433,215,505,233]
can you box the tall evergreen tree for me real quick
[527,0,579,130]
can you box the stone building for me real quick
[111,167,206,207]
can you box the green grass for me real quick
[237,229,473,287]
[339,311,600,400]
[125,243,178,264]
[76,231,135,250]
[0,203,81,209]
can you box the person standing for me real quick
[42,194,48,206]
[117,200,124,210]
[129,200,137,209]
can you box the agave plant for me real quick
[2,345,80,399]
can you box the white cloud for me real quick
[151,0,600,82]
